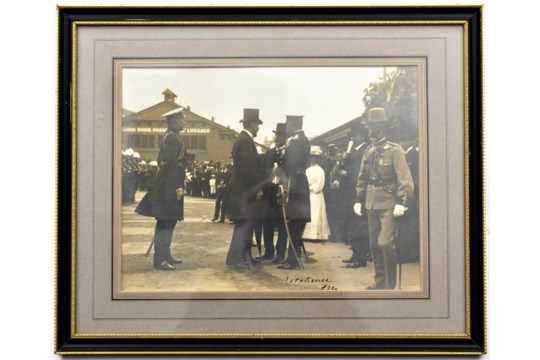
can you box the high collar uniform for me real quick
[281,130,311,221]
[355,138,414,289]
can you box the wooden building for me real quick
[122,89,240,163]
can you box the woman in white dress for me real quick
[302,145,331,241]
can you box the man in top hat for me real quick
[225,108,265,269]
[277,115,311,270]
[337,119,371,268]
[135,107,186,270]
[354,108,414,289]
[257,122,289,262]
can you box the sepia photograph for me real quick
[115,62,427,298]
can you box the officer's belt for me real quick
[367,178,395,186]
[294,168,306,175]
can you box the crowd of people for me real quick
[123,154,231,204]
[129,106,420,290]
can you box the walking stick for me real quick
[254,221,262,257]
[300,240,309,263]
[398,263,402,290]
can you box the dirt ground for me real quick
[120,192,422,298]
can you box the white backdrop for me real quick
[0,0,536,359]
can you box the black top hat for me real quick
[239,108,263,124]
[285,115,303,125]
[272,122,288,134]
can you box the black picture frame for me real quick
[56,5,485,355]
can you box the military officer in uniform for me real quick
[135,107,186,271]
[257,123,288,262]
[354,108,414,289]
[225,108,265,269]
[277,115,311,270]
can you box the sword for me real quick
[145,237,155,257]
[278,184,304,269]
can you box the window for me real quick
[198,136,207,150]
[182,135,207,150]
[191,136,199,150]
[134,134,156,148]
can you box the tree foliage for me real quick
[361,67,418,142]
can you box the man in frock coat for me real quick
[225,108,265,269]
[277,115,311,270]
[135,107,186,271]
[339,120,371,268]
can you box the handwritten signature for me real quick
[284,276,338,290]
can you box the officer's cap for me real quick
[367,108,388,123]
[162,107,184,118]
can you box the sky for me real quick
[122,67,390,142]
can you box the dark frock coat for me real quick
[343,143,370,258]
[396,146,420,263]
[282,131,311,221]
[227,131,264,221]
[135,132,185,221]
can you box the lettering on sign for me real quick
[121,127,211,134]
[182,128,211,134]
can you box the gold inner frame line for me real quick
[66,19,476,344]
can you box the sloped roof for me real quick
[122,108,135,118]
[125,101,180,122]
[124,101,237,135]
[310,115,363,146]
[182,107,238,135]
[162,88,177,97]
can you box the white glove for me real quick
[393,204,407,217]
[332,180,340,189]
[353,203,362,216]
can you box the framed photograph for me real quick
[56,5,485,355]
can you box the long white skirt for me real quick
[303,191,330,240]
